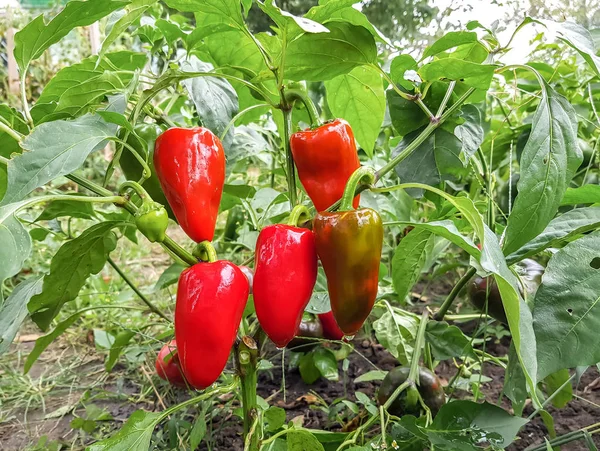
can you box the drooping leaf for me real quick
[543,369,573,409]
[1,114,117,205]
[398,220,480,258]
[180,56,239,150]
[28,221,120,331]
[533,232,600,380]
[503,82,581,255]
[392,228,434,302]
[324,65,385,157]
[284,22,377,81]
[14,0,128,73]
[0,276,43,355]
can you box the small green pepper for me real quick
[135,201,168,243]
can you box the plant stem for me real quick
[435,81,456,118]
[0,120,24,142]
[434,267,476,320]
[20,73,34,128]
[282,107,297,207]
[283,88,320,128]
[107,257,170,321]
[415,97,435,119]
[219,104,271,141]
[236,336,260,451]
[340,167,375,211]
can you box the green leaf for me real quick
[0,106,29,198]
[86,409,162,451]
[14,0,128,73]
[106,330,136,371]
[455,104,483,159]
[373,308,419,364]
[507,207,600,262]
[426,401,528,449]
[354,370,387,383]
[28,221,120,331]
[299,352,321,384]
[418,60,496,90]
[180,57,239,149]
[163,0,245,29]
[24,307,87,373]
[392,228,434,301]
[425,321,475,360]
[284,22,377,81]
[394,128,465,194]
[544,369,573,408]
[389,54,418,91]
[99,0,154,62]
[312,347,339,381]
[36,196,96,221]
[503,343,528,416]
[264,406,286,432]
[256,0,329,34]
[287,430,325,451]
[1,114,117,205]
[533,232,600,380]
[189,407,207,449]
[0,214,32,303]
[503,82,581,255]
[422,31,481,60]
[324,65,385,157]
[153,263,185,291]
[561,184,600,205]
[400,220,480,258]
[0,277,43,355]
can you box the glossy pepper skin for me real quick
[135,201,168,243]
[314,209,383,336]
[254,224,318,348]
[290,119,360,211]
[119,123,174,217]
[154,127,225,243]
[287,317,323,352]
[155,340,186,387]
[175,261,249,389]
[318,311,345,341]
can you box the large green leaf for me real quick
[426,401,528,449]
[425,321,475,360]
[421,31,481,60]
[256,0,329,35]
[87,410,162,451]
[533,232,600,380]
[163,0,245,29]
[0,105,29,198]
[284,22,377,81]
[507,207,600,262]
[394,220,480,258]
[455,104,483,160]
[324,65,385,157]
[14,0,128,73]
[180,57,239,149]
[503,82,581,255]
[0,114,117,205]
[28,222,120,331]
[0,276,43,355]
[560,184,600,205]
[287,430,325,451]
[418,59,496,90]
[0,214,32,303]
[391,228,434,302]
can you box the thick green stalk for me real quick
[236,336,260,451]
[434,267,477,320]
[282,107,297,207]
[283,88,320,128]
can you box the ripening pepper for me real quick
[155,340,186,387]
[135,200,168,243]
[313,168,383,336]
[175,248,249,389]
[119,123,174,218]
[154,127,225,243]
[318,311,345,341]
[290,119,360,211]
[253,206,318,348]
[287,315,323,352]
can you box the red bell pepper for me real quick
[154,127,225,242]
[155,340,186,387]
[175,243,249,389]
[290,119,361,211]
[318,311,345,341]
[253,205,318,348]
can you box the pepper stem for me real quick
[283,88,320,129]
[340,167,375,211]
[287,204,310,227]
[193,241,218,263]
[118,181,151,203]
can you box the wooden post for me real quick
[5,8,20,96]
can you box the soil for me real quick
[2,326,600,450]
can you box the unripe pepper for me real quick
[253,205,318,348]
[135,200,168,243]
[155,340,186,387]
[154,127,225,243]
[175,242,249,389]
[313,168,383,336]
[318,311,345,341]
[119,123,173,218]
[290,119,360,211]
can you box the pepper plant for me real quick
[1,1,600,450]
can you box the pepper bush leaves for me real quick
[0,114,117,206]
[392,228,434,302]
[503,81,581,255]
[0,214,32,303]
[533,232,600,380]
[28,221,121,331]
